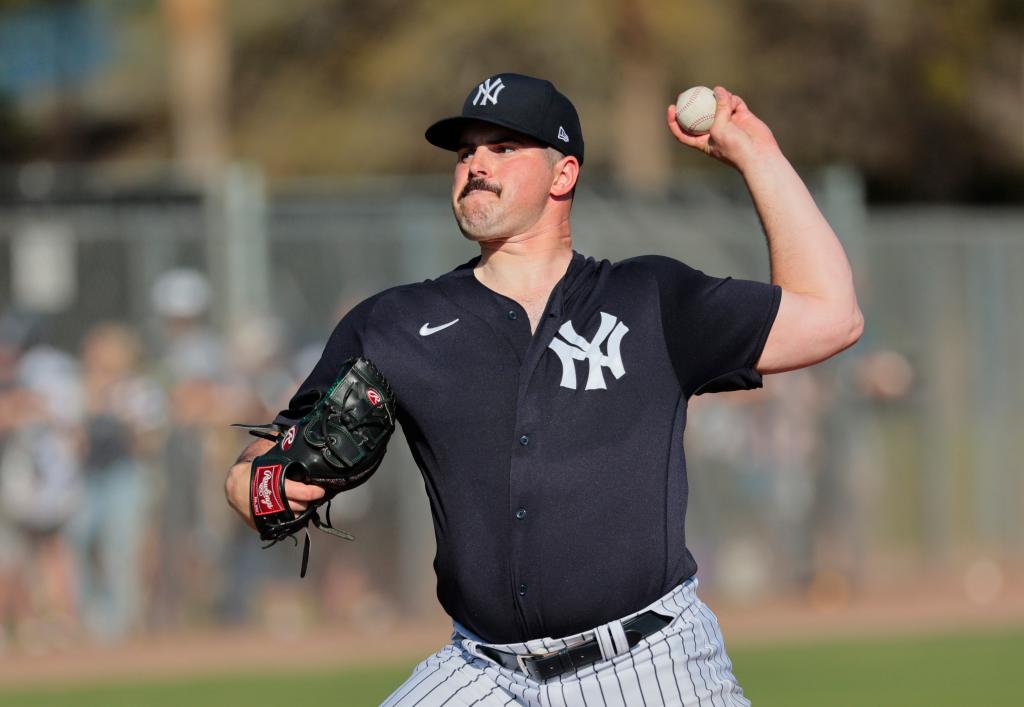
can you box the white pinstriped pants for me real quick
[381,578,750,706]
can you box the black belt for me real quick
[476,610,673,682]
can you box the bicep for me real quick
[756,289,864,374]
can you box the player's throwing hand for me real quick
[667,86,779,170]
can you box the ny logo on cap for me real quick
[472,77,506,106]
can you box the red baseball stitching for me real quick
[689,113,715,130]
[679,87,710,113]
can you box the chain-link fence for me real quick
[0,164,1020,642]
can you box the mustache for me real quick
[459,177,501,200]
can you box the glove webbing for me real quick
[262,500,354,577]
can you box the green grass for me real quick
[0,663,416,707]
[729,628,1024,707]
[1,628,1021,706]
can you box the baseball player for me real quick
[225,73,863,705]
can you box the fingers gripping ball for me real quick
[675,86,717,135]
[241,357,397,576]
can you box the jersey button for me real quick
[519,584,528,596]
[507,310,518,320]
[515,508,527,520]
[519,434,530,446]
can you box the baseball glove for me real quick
[234,357,396,577]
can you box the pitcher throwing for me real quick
[225,72,863,706]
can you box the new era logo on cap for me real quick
[425,72,584,164]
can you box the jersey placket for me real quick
[505,284,566,638]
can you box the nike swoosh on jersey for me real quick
[419,319,460,336]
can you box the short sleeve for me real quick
[636,255,781,398]
[273,294,379,426]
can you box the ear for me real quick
[550,156,579,198]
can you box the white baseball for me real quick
[674,86,717,135]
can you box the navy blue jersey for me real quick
[277,251,781,644]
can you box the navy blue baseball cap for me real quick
[425,73,584,164]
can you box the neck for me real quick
[473,220,573,332]
[474,219,573,294]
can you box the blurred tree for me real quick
[164,0,229,182]
[226,0,743,187]
[733,0,1024,201]
[610,0,670,193]
[0,93,32,162]
[0,0,1020,202]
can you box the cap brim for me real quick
[425,115,559,154]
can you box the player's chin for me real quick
[454,209,503,241]
[457,219,509,242]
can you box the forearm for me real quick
[741,150,858,309]
[235,437,275,464]
[226,437,276,528]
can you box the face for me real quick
[451,123,558,241]
[82,325,139,377]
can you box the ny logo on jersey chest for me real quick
[547,312,629,390]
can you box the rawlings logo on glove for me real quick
[252,464,285,515]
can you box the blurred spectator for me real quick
[764,369,833,592]
[0,315,82,652]
[855,350,915,401]
[67,323,165,642]
[0,316,26,652]
[686,369,832,601]
[219,315,296,623]
[148,269,253,627]
[150,268,225,385]
[229,315,294,414]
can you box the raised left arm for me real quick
[667,87,864,374]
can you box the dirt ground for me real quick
[2,573,1022,690]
